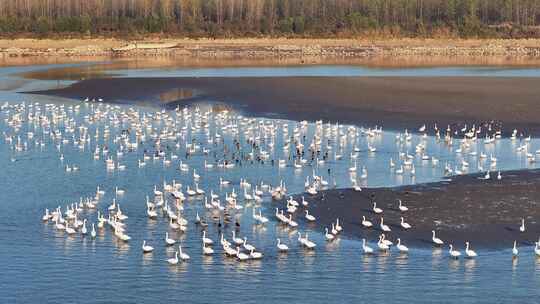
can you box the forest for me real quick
[1,0,540,38]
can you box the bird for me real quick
[449,244,461,259]
[465,241,477,258]
[398,199,408,212]
[520,218,526,232]
[373,202,383,214]
[400,217,412,229]
[362,216,373,228]
[362,238,373,254]
[432,230,444,245]
[305,210,316,222]
[165,232,176,246]
[167,251,179,265]
[325,228,335,241]
[142,240,154,253]
[396,238,409,253]
[512,241,519,257]
[380,217,391,232]
[179,245,190,261]
[277,238,289,252]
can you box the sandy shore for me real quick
[278,169,540,248]
[30,76,540,136]
[3,38,540,60]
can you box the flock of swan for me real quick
[2,100,540,267]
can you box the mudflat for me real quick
[29,76,540,135]
[278,169,540,248]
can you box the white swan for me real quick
[142,240,154,253]
[90,223,96,239]
[373,202,383,214]
[380,217,391,232]
[512,241,519,257]
[167,251,179,265]
[325,228,335,241]
[377,235,389,251]
[202,243,214,255]
[277,238,289,252]
[535,242,540,257]
[243,237,255,251]
[236,247,249,261]
[165,232,176,246]
[396,238,409,253]
[179,245,190,261]
[362,238,373,254]
[432,230,444,245]
[250,249,263,259]
[465,241,477,258]
[520,218,525,232]
[400,217,412,229]
[362,216,373,228]
[305,210,316,222]
[202,231,214,245]
[449,244,461,259]
[398,199,408,212]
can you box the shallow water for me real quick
[1,63,540,303]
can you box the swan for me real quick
[362,238,373,254]
[142,240,154,253]
[465,241,477,258]
[202,243,214,255]
[179,245,190,261]
[65,222,76,235]
[396,238,409,253]
[115,186,125,196]
[512,241,519,257]
[167,251,179,265]
[202,231,214,245]
[303,233,316,249]
[432,230,444,245]
[362,216,373,228]
[243,238,256,251]
[520,218,525,232]
[335,218,343,233]
[380,217,391,232]
[81,219,88,235]
[381,234,393,246]
[90,223,96,239]
[449,244,461,259]
[287,215,298,228]
[497,171,502,180]
[398,199,408,212]
[535,242,540,257]
[373,202,383,214]
[277,238,289,252]
[232,231,244,245]
[305,210,316,222]
[377,235,389,251]
[400,217,412,229]
[325,228,335,241]
[42,209,50,221]
[165,232,176,246]
[250,249,263,259]
[236,247,249,261]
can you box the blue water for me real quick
[1,63,539,303]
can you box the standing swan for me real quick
[362,239,373,254]
[449,244,461,259]
[465,241,477,258]
[432,230,444,245]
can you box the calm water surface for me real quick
[1,64,539,303]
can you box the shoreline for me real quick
[278,169,540,249]
[28,76,540,137]
[2,38,540,60]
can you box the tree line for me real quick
[1,0,540,38]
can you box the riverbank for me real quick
[3,38,540,60]
[29,76,540,137]
[278,169,540,249]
